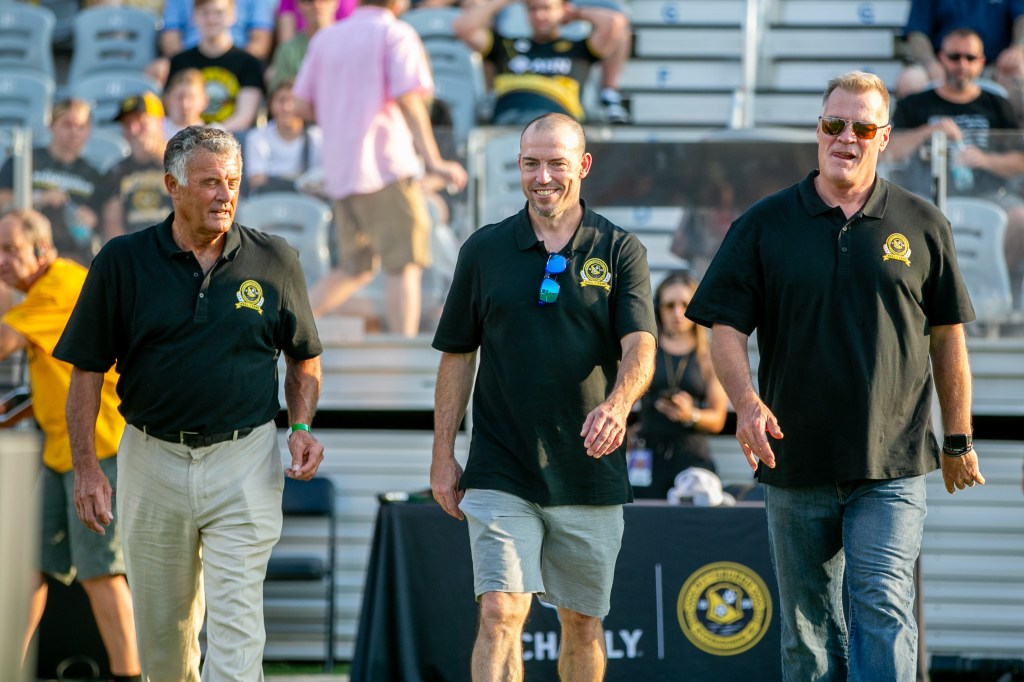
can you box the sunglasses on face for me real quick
[538,253,568,306]
[943,52,980,62]
[818,116,887,140]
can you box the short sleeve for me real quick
[686,216,764,335]
[611,234,657,341]
[273,237,323,360]
[432,239,483,353]
[386,24,433,100]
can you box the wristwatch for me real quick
[942,433,973,457]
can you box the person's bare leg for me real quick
[471,592,533,682]
[384,264,422,337]
[21,572,48,664]
[80,574,140,676]
[600,31,631,91]
[557,607,606,682]
[307,268,376,317]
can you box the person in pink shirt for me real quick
[294,0,466,337]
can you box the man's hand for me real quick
[74,463,113,534]
[581,399,629,457]
[431,453,465,519]
[285,431,325,480]
[940,450,985,494]
[734,397,783,471]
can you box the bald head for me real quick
[521,113,586,158]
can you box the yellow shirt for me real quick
[3,259,124,473]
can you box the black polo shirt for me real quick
[54,213,322,433]
[686,172,975,487]
[433,203,657,506]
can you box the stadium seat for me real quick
[235,191,333,285]
[34,126,131,173]
[265,477,337,672]
[402,6,460,40]
[69,72,162,126]
[0,72,55,135]
[68,6,159,84]
[946,197,1013,331]
[0,3,56,81]
[425,40,487,153]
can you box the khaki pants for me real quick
[117,422,283,682]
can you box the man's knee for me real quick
[478,592,532,634]
[558,609,603,642]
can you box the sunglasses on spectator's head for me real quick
[818,116,887,140]
[538,253,567,306]
[943,52,980,62]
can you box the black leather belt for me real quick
[141,426,255,448]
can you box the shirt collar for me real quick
[513,199,595,254]
[798,170,889,220]
[155,212,242,260]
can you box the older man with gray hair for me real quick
[54,126,325,681]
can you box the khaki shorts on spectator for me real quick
[40,456,125,583]
[333,178,431,275]
[459,488,624,618]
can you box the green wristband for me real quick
[290,423,311,434]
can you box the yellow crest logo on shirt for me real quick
[235,279,264,315]
[579,258,611,291]
[882,233,912,267]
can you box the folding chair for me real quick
[265,477,337,672]
[68,6,159,83]
[946,197,1012,333]
[0,3,56,81]
[235,192,333,285]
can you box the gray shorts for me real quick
[40,456,125,584]
[459,488,624,618]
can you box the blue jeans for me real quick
[763,476,927,682]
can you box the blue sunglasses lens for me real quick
[539,278,560,304]
[546,254,568,275]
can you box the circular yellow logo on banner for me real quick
[677,561,772,656]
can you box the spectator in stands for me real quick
[166,0,266,133]
[102,93,173,241]
[898,0,1024,123]
[244,80,323,195]
[686,71,985,681]
[430,113,656,681]
[888,28,1024,282]
[0,99,105,268]
[0,209,140,682]
[294,0,467,336]
[267,0,341,92]
[163,68,210,138]
[453,0,631,124]
[55,126,325,682]
[274,0,354,48]
[630,270,727,500]
[161,0,274,61]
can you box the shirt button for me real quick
[199,293,205,298]
[841,247,848,252]
[194,272,199,277]
[842,227,848,232]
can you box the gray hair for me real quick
[822,71,891,123]
[164,125,242,186]
[1,208,53,247]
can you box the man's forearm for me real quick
[605,330,656,413]
[67,368,105,470]
[710,324,759,412]
[432,351,476,458]
[285,355,322,426]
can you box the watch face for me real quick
[945,434,971,449]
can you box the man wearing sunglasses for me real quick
[430,113,657,681]
[687,71,984,681]
[888,27,1024,283]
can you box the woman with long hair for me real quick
[631,270,728,499]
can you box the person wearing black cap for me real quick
[53,125,324,682]
[102,92,174,241]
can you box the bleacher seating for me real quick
[68,6,159,84]
[0,3,56,82]
[236,192,333,286]
[946,197,1014,334]
[69,71,162,126]
[0,72,55,135]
